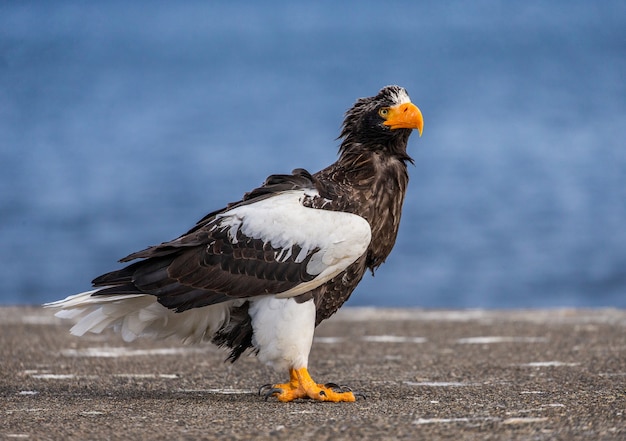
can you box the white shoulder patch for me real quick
[214,190,371,297]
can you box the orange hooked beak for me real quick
[383,102,424,136]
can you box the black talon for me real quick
[263,387,284,401]
[324,383,353,393]
[354,391,367,400]
[258,383,274,396]
[319,390,326,397]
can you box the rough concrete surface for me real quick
[1,307,625,440]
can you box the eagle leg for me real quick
[262,367,357,402]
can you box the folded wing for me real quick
[91,170,372,313]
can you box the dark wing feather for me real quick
[117,168,318,262]
[92,169,323,312]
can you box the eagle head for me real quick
[338,85,423,160]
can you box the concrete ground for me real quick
[1,306,625,440]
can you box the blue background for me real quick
[2,1,625,308]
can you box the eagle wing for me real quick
[91,169,372,313]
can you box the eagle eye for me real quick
[378,107,390,118]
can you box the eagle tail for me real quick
[45,289,234,344]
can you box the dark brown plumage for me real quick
[47,85,423,402]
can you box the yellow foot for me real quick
[259,367,363,402]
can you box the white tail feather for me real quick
[45,289,235,344]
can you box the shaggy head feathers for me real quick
[338,85,415,163]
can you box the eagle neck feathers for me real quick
[316,139,410,273]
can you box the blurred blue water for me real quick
[1,1,625,308]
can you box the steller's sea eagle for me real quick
[46,85,424,402]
